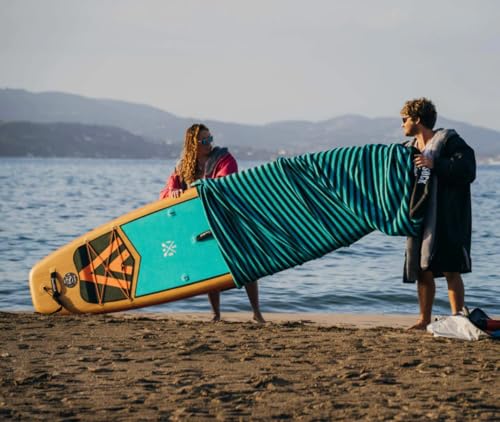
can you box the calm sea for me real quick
[1,158,499,316]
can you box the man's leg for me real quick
[409,270,435,330]
[444,272,465,315]
[208,291,221,322]
[244,281,265,323]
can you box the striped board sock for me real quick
[196,143,423,287]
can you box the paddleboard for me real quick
[29,188,235,314]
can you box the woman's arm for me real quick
[159,172,183,199]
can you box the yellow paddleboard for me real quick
[29,188,235,314]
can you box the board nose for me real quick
[29,264,67,314]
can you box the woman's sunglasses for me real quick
[199,135,213,145]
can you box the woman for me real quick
[159,123,265,323]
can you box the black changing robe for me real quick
[430,132,476,276]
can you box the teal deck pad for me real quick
[121,197,231,297]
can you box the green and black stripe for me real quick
[196,143,421,287]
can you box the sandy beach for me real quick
[1,311,498,421]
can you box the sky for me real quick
[1,0,500,130]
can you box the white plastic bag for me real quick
[427,315,489,341]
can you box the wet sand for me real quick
[1,311,498,421]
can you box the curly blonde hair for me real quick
[177,123,208,186]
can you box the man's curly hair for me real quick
[400,97,437,129]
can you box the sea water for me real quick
[1,158,499,315]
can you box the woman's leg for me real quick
[244,281,265,323]
[208,291,221,322]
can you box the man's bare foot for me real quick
[253,313,266,324]
[408,319,430,330]
[211,314,221,323]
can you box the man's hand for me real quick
[414,154,434,169]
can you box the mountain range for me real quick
[1,88,499,162]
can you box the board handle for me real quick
[41,269,64,314]
[195,230,214,242]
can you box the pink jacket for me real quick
[159,151,237,199]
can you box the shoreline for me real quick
[5,310,499,327]
[122,311,420,328]
[1,311,498,420]
[0,311,431,328]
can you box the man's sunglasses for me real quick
[199,136,213,145]
[401,116,411,123]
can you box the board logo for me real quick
[75,229,134,304]
[63,272,78,288]
[162,240,177,257]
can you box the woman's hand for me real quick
[170,189,184,198]
[414,154,434,169]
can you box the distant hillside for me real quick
[0,88,188,142]
[1,88,500,161]
[0,121,275,160]
[0,121,177,159]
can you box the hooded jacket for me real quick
[404,130,476,281]
[159,147,237,199]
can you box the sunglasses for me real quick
[401,116,411,123]
[199,135,213,145]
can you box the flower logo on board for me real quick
[162,241,177,257]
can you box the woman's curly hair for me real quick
[177,123,209,186]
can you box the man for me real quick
[401,98,476,329]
